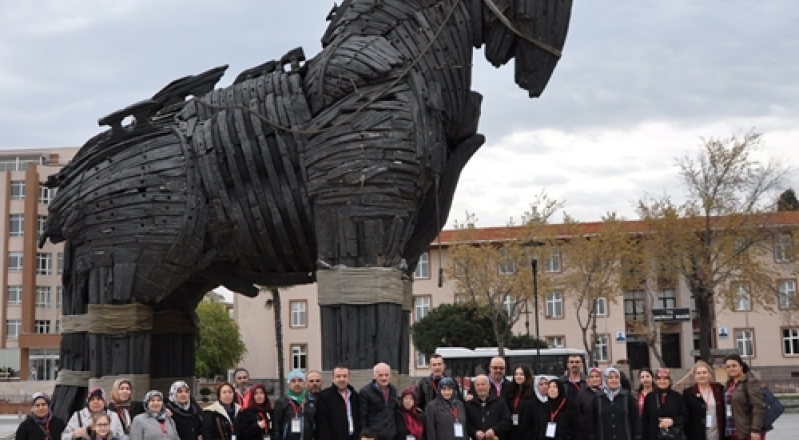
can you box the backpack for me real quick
[743,379,785,431]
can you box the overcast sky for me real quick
[1,0,797,227]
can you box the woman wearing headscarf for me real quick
[576,367,603,433]
[641,368,688,440]
[202,382,241,440]
[108,379,144,439]
[587,368,640,440]
[395,386,425,440]
[165,381,204,440]
[63,388,125,440]
[723,354,766,440]
[537,380,582,440]
[16,392,67,440]
[506,366,534,440]
[237,383,272,440]
[129,391,180,440]
[683,360,725,440]
[424,377,466,440]
[518,375,551,440]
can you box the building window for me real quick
[289,301,307,328]
[414,296,431,322]
[624,291,645,322]
[594,297,607,317]
[544,248,561,272]
[6,319,21,339]
[290,344,307,370]
[57,286,63,309]
[735,329,754,357]
[546,336,565,348]
[414,252,429,279]
[57,253,64,276]
[8,252,23,271]
[779,280,797,310]
[594,334,610,362]
[503,296,517,318]
[7,286,22,306]
[9,214,24,237]
[498,248,515,275]
[10,181,25,200]
[774,233,792,263]
[55,320,62,333]
[416,350,428,368]
[734,284,751,311]
[39,187,53,204]
[546,292,563,318]
[35,320,50,334]
[657,290,677,309]
[37,253,52,275]
[36,286,51,309]
[37,215,47,236]
[783,328,799,356]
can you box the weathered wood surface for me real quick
[42,0,572,419]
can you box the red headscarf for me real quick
[243,384,271,413]
[400,387,424,439]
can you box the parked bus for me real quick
[435,346,588,380]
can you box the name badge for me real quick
[291,417,301,433]
[231,436,236,440]
[706,414,713,428]
[512,414,519,425]
[406,436,416,440]
[454,422,464,438]
[348,416,353,434]
[546,422,557,438]
[726,404,732,418]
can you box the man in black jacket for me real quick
[316,365,361,440]
[359,363,398,440]
[486,356,512,398]
[559,354,587,402]
[417,353,456,410]
[466,375,512,440]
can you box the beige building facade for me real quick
[235,216,799,381]
[0,148,78,381]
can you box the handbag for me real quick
[743,379,785,431]
[655,392,685,440]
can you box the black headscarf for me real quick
[544,380,567,412]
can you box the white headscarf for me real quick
[533,375,549,403]
[169,381,191,411]
[602,367,621,402]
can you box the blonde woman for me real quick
[683,361,725,440]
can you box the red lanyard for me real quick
[44,421,51,435]
[660,393,667,405]
[158,421,167,438]
[449,406,459,421]
[431,380,439,395]
[550,399,567,422]
[288,399,304,417]
[514,394,521,411]
[571,381,582,391]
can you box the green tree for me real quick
[506,333,548,349]
[411,302,510,357]
[196,300,247,378]
[777,188,799,211]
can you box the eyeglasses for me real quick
[95,423,110,428]
[568,361,582,364]
[491,366,505,370]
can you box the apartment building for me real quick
[235,213,799,381]
[0,148,78,381]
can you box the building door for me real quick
[661,333,682,368]
[626,335,650,369]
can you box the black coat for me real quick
[505,390,536,440]
[640,390,688,440]
[558,376,588,403]
[165,400,204,440]
[537,398,583,440]
[202,402,240,440]
[359,381,398,440]
[682,384,726,440]
[16,415,67,440]
[315,385,361,440]
[236,407,271,440]
[519,397,546,440]
[272,396,316,440]
[465,394,512,439]
[575,387,600,433]
[588,389,641,440]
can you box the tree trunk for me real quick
[270,288,285,396]
[696,287,714,362]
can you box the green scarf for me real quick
[286,388,307,404]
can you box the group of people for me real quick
[15,353,769,440]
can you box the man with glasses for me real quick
[471,356,511,399]
[559,355,587,401]
[307,370,324,398]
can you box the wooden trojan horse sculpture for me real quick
[41,0,572,417]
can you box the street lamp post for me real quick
[531,258,541,373]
